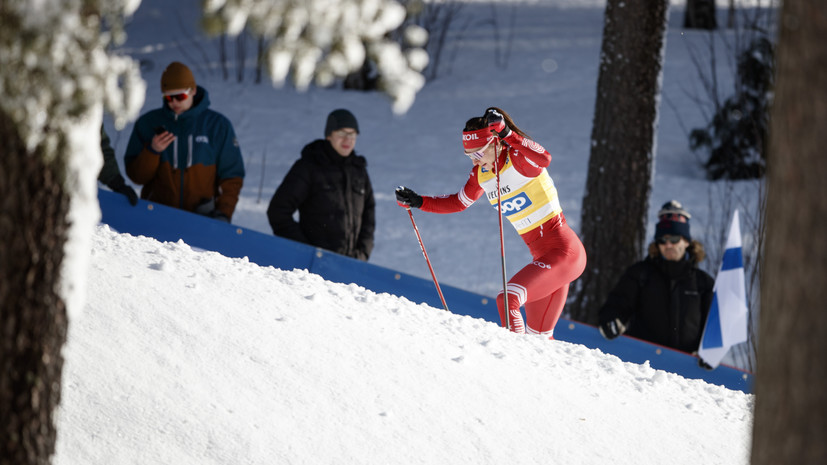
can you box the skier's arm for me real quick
[420,169,484,213]
[503,132,552,177]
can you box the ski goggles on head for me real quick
[462,128,495,152]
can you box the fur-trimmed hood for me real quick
[648,239,706,265]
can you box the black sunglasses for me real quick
[657,236,682,245]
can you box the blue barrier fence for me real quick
[98,190,753,393]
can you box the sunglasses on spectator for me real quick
[465,140,492,161]
[657,236,682,245]
[164,90,191,102]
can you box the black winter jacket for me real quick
[599,248,715,353]
[98,125,126,190]
[267,140,375,261]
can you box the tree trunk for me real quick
[343,60,378,91]
[684,0,717,30]
[0,111,70,465]
[220,34,229,81]
[256,36,265,84]
[727,0,736,29]
[568,0,669,324]
[751,0,827,463]
[236,30,246,83]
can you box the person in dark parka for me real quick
[98,125,139,206]
[598,200,715,354]
[267,109,375,261]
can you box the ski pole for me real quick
[494,145,510,331]
[405,207,450,312]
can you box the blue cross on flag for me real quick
[698,210,749,368]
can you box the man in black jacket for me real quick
[267,109,375,261]
[598,201,714,354]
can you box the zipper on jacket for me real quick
[183,134,193,210]
[344,168,354,256]
[174,114,186,209]
[187,134,193,168]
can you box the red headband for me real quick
[462,128,495,150]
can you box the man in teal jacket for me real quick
[124,62,245,221]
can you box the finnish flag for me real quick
[698,210,749,368]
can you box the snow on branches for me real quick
[1,0,147,319]
[202,0,429,114]
[0,0,145,153]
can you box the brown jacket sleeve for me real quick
[216,176,243,219]
[125,146,161,185]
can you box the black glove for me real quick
[598,318,626,340]
[108,176,139,206]
[697,357,715,371]
[395,186,423,208]
[484,108,511,139]
[354,249,369,262]
[209,210,231,223]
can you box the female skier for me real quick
[395,107,586,338]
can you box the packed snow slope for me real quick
[53,0,762,462]
[54,226,753,465]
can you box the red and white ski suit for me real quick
[420,132,586,338]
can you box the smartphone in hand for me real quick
[154,125,168,135]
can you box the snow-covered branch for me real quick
[202,0,429,113]
[0,0,147,320]
[0,0,145,153]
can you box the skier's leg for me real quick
[513,228,585,337]
[525,285,570,339]
[504,262,557,337]
[497,222,586,336]
[496,284,526,334]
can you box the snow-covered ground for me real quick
[56,225,753,464]
[55,0,764,463]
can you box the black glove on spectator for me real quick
[598,318,626,340]
[395,186,423,208]
[697,358,714,371]
[108,176,139,206]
